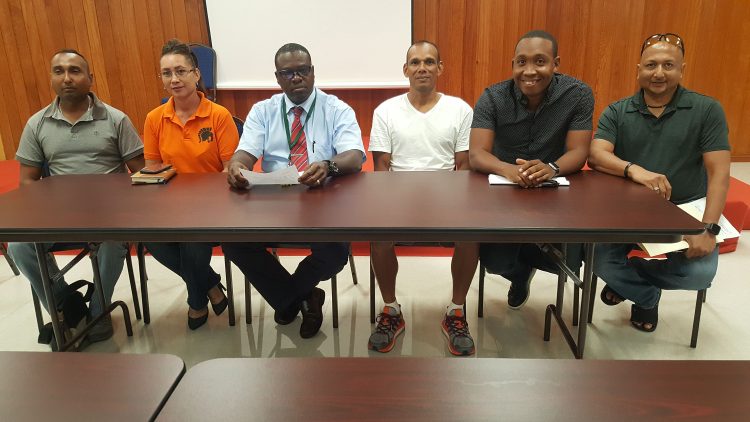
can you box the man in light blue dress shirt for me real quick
[225,43,365,339]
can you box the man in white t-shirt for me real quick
[367,40,478,356]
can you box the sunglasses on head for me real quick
[641,33,685,55]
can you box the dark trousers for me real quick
[222,242,349,311]
[143,242,220,310]
[480,243,583,284]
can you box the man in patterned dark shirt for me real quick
[469,30,594,310]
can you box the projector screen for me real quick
[205,0,412,89]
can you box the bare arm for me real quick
[684,150,731,258]
[126,154,145,173]
[19,164,43,186]
[226,150,259,189]
[372,151,391,172]
[454,151,470,171]
[469,128,532,186]
[589,138,673,200]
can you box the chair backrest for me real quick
[189,43,218,102]
[232,116,244,137]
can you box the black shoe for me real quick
[299,287,325,339]
[210,283,228,316]
[274,301,300,325]
[188,309,209,330]
[508,276,532,310]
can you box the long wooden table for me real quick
[0,171,704,357]
[0,352,185,421]
[157,357,750,421]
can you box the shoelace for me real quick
[374,313,401,336]
[445,315,470,338]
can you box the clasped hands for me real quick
[227,160,329,189]
[504,158,556,188]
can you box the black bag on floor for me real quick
[37,280,94,350]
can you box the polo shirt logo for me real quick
[198,127,214,143]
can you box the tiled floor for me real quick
[1,164,748,367]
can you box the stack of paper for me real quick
[639,197,740,257]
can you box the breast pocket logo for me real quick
[198,127,214,143]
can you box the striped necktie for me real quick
[289,106,309,171]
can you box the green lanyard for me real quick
[281,94,317,153]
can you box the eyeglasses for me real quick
[159,68,196,80]
[641,33,685,55]
[275,65,313,81]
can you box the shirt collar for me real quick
[284,88,317,115]
[163,91,211,120]
[45,92,104,122]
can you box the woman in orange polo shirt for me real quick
[143,39,239,329]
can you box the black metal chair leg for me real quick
[349,252,358,285]
[245,277,252,325]
[225,257,236,326]
[369,252,376,324]
[691,289,706,348]
[587,275,597,324]
[124,246,141,320]
[478,265,485,318]
[331,275,339,328]
[137,243,150,324]
[1,243,20,276]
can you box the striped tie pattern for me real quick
[289,106,308,171]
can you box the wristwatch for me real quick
[704,223,721,236]
[547,162,560,177]
[323,160,340,176]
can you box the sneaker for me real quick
[507,276,532,310]
[86,314,114,343]
[368,306,405,353]
[441,309,475,356]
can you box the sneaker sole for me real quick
[441,324,475,356]
[368,324,405,353]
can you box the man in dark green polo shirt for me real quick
[588,33,730,332]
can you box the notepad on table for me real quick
[130,168,177,185]
[488,174,570,186]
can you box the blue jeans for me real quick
[222,242,349,311]
[8,242,126,317]
[480,243,583,284]
[593,243,718,308]
[142,242,220,310]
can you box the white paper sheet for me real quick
[239,166,300,187]
[488,174,570,186]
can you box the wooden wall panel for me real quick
[0,0,209,161]
[1,0,749,161]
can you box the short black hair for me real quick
[275,43,311,67]
[407,40,440,62]
[517,30,558,57]
[52,49,90,72]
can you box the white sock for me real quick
[446,302,464,315]
[384,301,400,314]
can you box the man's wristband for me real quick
[624,162,633,179]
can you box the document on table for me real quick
[239,166,300,186]
[488,174,570,186]
[639,197,740,257]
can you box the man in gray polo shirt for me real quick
[588,33,730,332]
[469,30,594,310]
[9,49,144,346]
